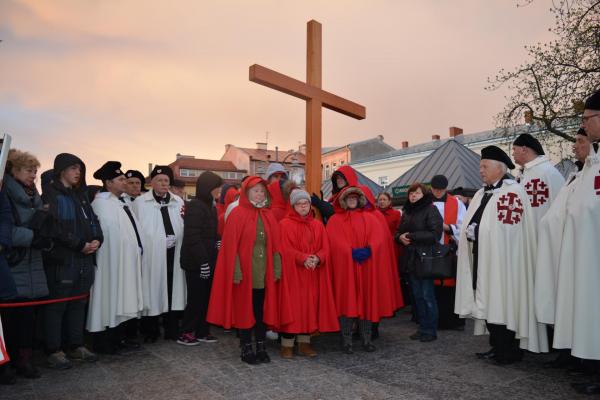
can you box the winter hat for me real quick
[481,146,515,169]
[430,174,448,189]
[289,189,310,206]
[513,133,545,155]
[584,90,600,111]
[53,153,84,178]
[195,171,223,204]
[150,165,174,184]
[93,161,124,182]
[265,163,287,180]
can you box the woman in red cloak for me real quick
[207,176,291,365]
[277,189,339,359]
[326,186,401,354]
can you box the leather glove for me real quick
[466,223,477,241]
[200,263,210,280]
[351,247,372,264]
[165,234,176,249]
[311,193,322,207]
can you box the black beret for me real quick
[513,133,545,155]
[125,169,145,182]
[584,90,600,111]
[150,165,173,183]
[577,128,587,137]
[481,145,515,170]
[430,174,448,189]
[93,161,124,182]
[171,179,185,188]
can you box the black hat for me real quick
[150,165,173,184]
[93,161,124,182]
[430,175,448,189]
[172,179,185,188]
[584,90,600,111]
[577,127,588,137]
[513,133,545,155]
[481,145,515,169]
[125,169,145,182]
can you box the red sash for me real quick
[436,194,458,287]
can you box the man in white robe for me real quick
[455,146,545,365]
[563,91,600,395]
[87,162,144,353]
[133,165,186,342]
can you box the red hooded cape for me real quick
[217,186,239,237]
[329,165,360,213]
[267,180,290,222]
[326,186,402,322]
[277,209,339,333]
[207,176,292,329]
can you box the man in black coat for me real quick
[177,171,222,345]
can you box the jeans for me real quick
[409,275,438,337]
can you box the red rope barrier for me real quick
[0,293,89,308]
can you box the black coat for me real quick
[180,171,222,271]
[395,194,443,274]
[0,190,17,300]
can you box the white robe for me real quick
[133,191,186,316]
[455,179,546,352]
[86,193,144,332]
[534,171,579,325]
[519,156,566,224]
[0,316,8,365]
[553,144,600,359]
[433,195,467,243]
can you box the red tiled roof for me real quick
[238,148,306,164]
[168,158,246,172]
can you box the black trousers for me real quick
[435,285,465,329]
[180,270,212,337]
[487,322,521,360]
[239,289,266,345]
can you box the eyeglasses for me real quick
[582,113,600,123]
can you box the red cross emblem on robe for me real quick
[595,171,600,196]
[497,192,524,225]
[524,178,549,207]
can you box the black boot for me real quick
[16,348,40,379]
[241,343,257,365]
[0,364,16,385]
[256,341,271,363]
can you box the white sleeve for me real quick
[451,199,467,243]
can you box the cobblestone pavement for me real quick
[0,311,593,400]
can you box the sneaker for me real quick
[419,335,437,343]
[47,351,73,370]
[265,330,279,340]
[409,332,421,340]
[177,333,201,346]
[67,346,98,362]
[197,335,218,343]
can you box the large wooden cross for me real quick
[249,19,366,196]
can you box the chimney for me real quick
[401,141,409,149]
[275,146,279,162]
[225,144,232,152]
[148,163,153,175]
[432,134,440,141]
[449,127,463,137]
[299,144,307,154]
[377,134,384,141]
[256,142,267,150]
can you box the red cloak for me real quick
[277,209,339,333]
[217,186,239,237]
[329,166,360,213]
[378,205,404,263]
[326,186,402,322]
[207,176,292,329]
[267,180,290,222]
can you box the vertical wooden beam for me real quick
[305,20,322,196]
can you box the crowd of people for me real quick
[0,90,598,395]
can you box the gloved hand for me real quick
[311,193,322,207]
[165,234,176,249]
[351,247,372,264]
[200,263,210,280]
[466,223,477,241]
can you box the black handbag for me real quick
[414,242,456,280]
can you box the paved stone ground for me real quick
[0,311,593,400]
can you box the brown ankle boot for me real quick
[297,342,317,357]
[280,346,294,359]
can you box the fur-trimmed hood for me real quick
[336,186,367,210]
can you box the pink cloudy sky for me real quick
[0,0,555,179]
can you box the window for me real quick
[378,176,389,186]
[325,165,331,179]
